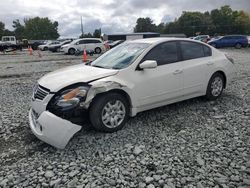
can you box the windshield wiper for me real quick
[92,65,106,68]
[85,61,92,65]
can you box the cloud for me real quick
[0,0,249,37]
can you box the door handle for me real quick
[173,70,183,75]
[207,61,214,66]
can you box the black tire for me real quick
[205,72,225,100]
[68,48,76,55]
[95,47,102,54]
[89,92,129,133]
[235,43,242,49]
[44,47,48,51]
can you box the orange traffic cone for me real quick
[82,50,88,63]
[28,46,33,55]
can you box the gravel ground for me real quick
[0,48,249,188]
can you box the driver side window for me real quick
[142,42,179,66]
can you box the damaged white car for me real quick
[29,38,235,149]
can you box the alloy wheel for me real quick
[211,77,223,97]
[101,100,126,128]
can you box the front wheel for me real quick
[89,93,129,132]
[68,48,76,55]
[205,73,225,100]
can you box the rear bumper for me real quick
[29,109,81,149]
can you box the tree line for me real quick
[1,5,249,40]
[134,5,250,37]
[0,17,59,40]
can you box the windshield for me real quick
[91,42,150,69]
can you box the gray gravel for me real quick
[0,48,249,187]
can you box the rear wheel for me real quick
[205,73,225,100]
[44,47,48,51]
[89,92,129,132]
[68,48,75,55]
[95,47,102,54]
[235,43,242,49]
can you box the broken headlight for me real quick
[52,86,89,110]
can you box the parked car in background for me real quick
[29,38,235,149]
[193,35,210,43]
[48,40,71,52]
[38,41,60,51]
[208,35,248,49]
[61,38,106,55]
[109,40,125,49]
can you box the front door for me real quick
[132,41,183,107]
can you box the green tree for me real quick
[211,5,235,34]
[12,19,25,40]
[93,28,101,38]
[155,23,165,34]
[3,29,14,36]
[176,11,214,36]
[0,21,5,38]
[79,32,93,38]
[134,17,157,32]
[23,17,59,40]
[233,11,250,34]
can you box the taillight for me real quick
[225,54,234,64]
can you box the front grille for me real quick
[33,85,49,100]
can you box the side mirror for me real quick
[139,60,157,70]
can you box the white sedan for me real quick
[29,38,235,148]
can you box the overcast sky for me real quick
[0,0,249,38]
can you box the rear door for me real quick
[83,40,92,51]
[179,41,213,96]
[224,36,234,47]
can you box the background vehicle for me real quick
[109,40,125,48]
[60,38,106,55]
[30,38,235,148]
[38,41,60,51]
[208,35,248,48]
[1,36,17,45]
[48,40,71,52]
[193,35,210,42]
[0,36,22,52]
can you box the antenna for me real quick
[81,16,83,37]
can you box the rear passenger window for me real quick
[143,42,178,66]
[79,40,86,44]
[180,41,205,60]
[203,45,212,57]
[93,40,101,43]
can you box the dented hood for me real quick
[38,64,118,92]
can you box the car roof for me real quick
[223,35,246,37]
[130,37,202,44]
[77,38,102,40]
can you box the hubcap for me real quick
[211,77,223,97]
[101,100,126,128]
[96,48,101,53]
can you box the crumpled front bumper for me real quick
[29,109,82,149]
